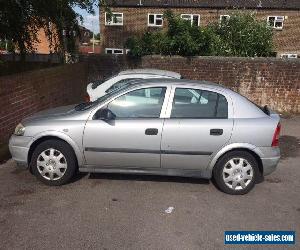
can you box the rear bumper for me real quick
[255,146,280,176]
[9,135,33,168]
[261,156,280,176]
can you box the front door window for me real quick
[108,87,166,118]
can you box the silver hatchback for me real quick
[9,79,281,194]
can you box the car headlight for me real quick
[14,123,25,136]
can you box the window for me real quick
[171,88,228,119]
[181,14,200,26]
[108,87,166,118]
[220,15,230,23]
[105,48,124,54]
[148,14,163,27]
[105,12,123,26]
[106,78,142,93]
[267,16,284,30]
[280,53,298,59]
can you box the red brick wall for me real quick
[0,63,88,144]
[83,55,300,114]
[79,45,102,54]
[33,27,60,54]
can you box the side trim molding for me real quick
[161,150,212,155]
[85,147,212,156]
[85,147,160,154]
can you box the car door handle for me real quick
[145,128,158,135]
[210,129,223,136]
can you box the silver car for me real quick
[9,79,281,194]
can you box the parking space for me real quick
[0,117,299,249]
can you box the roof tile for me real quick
[105,0,300,10]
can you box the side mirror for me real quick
[94,108,116,121]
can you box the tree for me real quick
[126,11,274,58]
[209,12,274,57]
[0,0,99,59]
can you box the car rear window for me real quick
[171,88,228,119]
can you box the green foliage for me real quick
[210,12,274,57]
[0,0,97,57]
[126,11,274,58]
[0,39,14,52]
[94,33,101,40]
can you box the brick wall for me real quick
[1,55,299,146]
[100,7,300,55]
[33,27,60,54]
[83,55,300,114]
[0,63,88,144]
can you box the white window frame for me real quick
[267,16,284,30]
[180,14,200,26]
[148,14,163,27]
[105,48,124,55]
[220,15,230,23]
[105,12,123,26]
[280,53,298,59]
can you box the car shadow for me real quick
[88,172,210,185]
[69,171,89,183]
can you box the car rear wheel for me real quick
[31,139,77,186]
[213,151,259,195]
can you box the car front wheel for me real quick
[31,139,77,186]
[213,151,259,195]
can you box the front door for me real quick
[161,87,233,170]
[83,87,167,168]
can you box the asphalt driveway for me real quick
[0,117,299,249]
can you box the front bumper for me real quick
[9,135,33,168]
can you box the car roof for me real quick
[124,78,234,93]
[118,68,181,79]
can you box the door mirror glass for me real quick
[94,108,116,121]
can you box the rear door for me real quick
[161,86,233,170]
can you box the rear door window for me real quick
[171,88,228,118]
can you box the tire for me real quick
[213,151,259,195]
[30,139,77,186]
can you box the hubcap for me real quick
[222,158,253,190]
[37,148,68,181]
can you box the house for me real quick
[79,25,93,45]
[32,25,90,54]
[33,27,60,54]
[100,0,300,57]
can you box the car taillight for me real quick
[272,123,281,147]
[85,94,90,102]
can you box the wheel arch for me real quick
[27,132,84,169]
[208,144,263,175]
